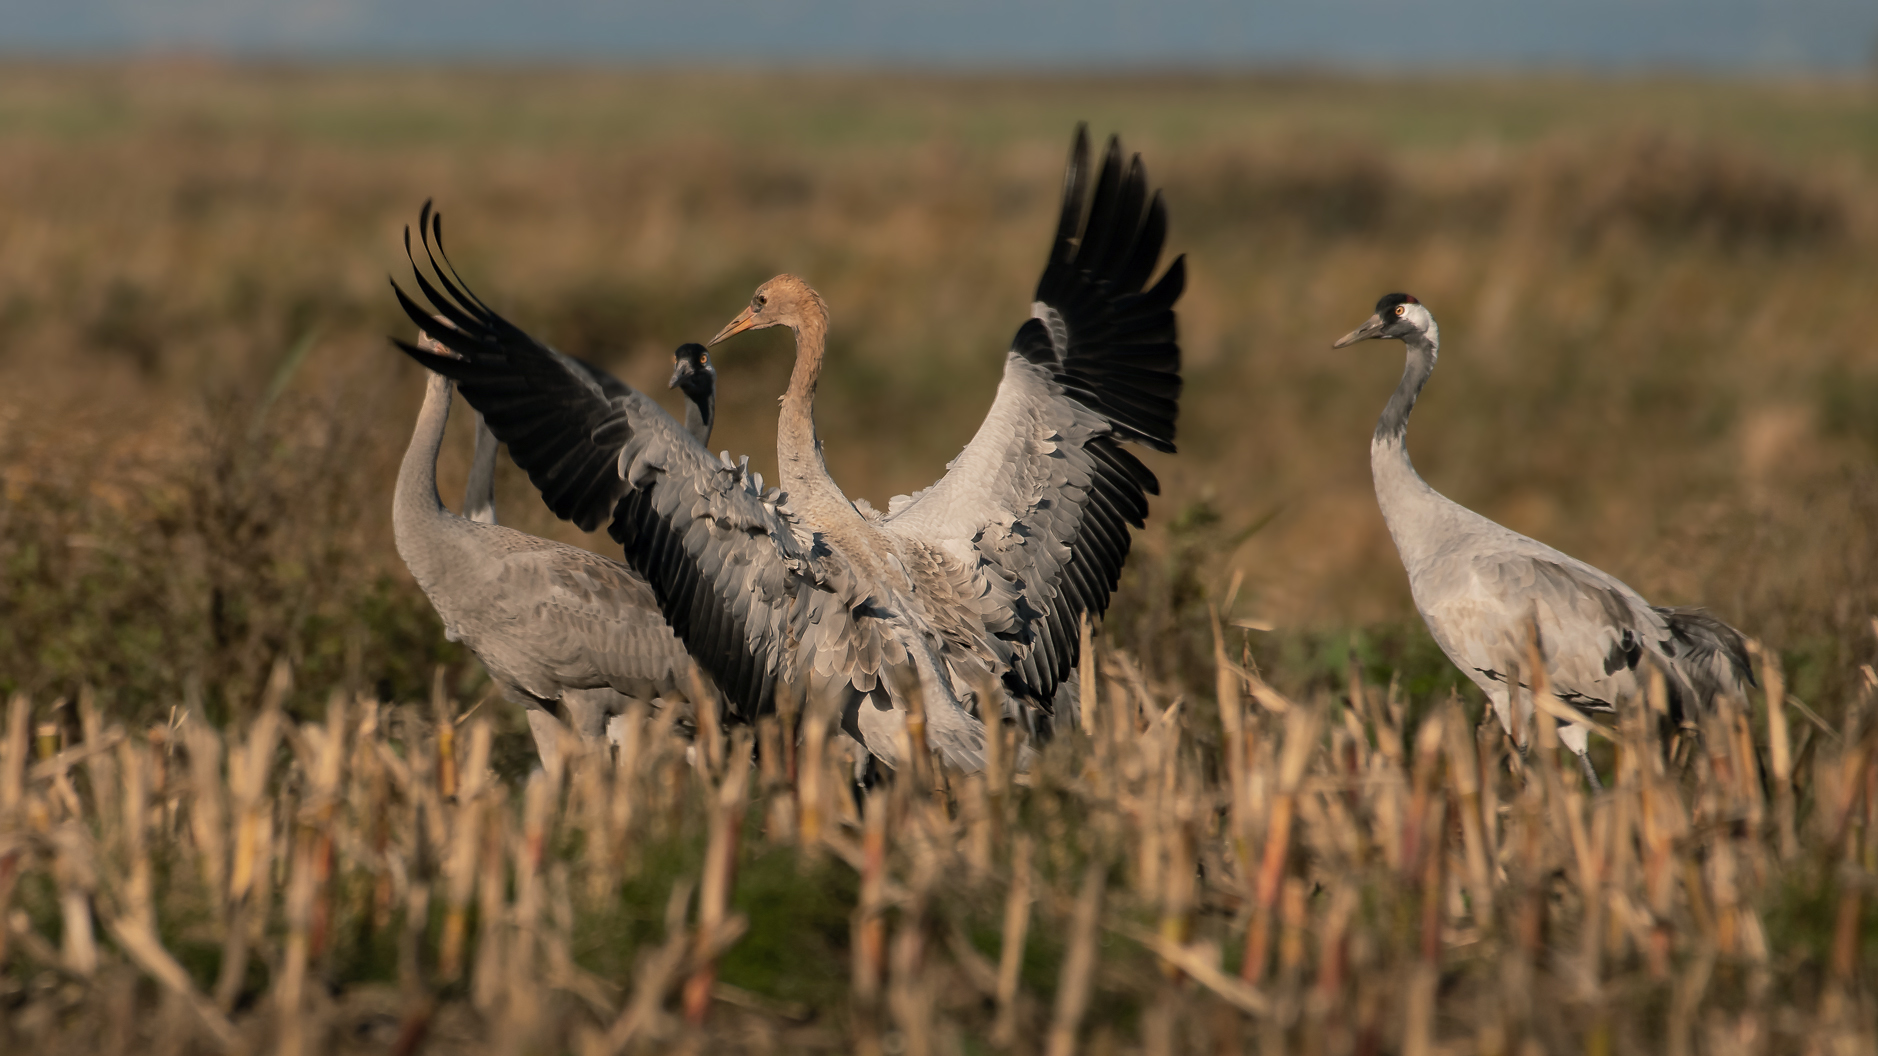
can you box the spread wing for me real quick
[882,128,1184,709]
[456,349,624,527]
[391,202,801,722]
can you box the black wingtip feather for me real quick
[391,201,642,533]
[1027,130,1183,456]
[1054,125,1092,267]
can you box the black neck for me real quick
[683,384,715,446]
[1375,333,1437,446]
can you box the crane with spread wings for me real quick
[393,127,1183,772]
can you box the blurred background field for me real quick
[1,62,1873,728]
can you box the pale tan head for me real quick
[709,274,828,346]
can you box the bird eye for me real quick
[699,353,708,365]
[1394,304,1407,317]
[753,295,766,311]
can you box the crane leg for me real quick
[1577,750,1604,791]
[1557,721,1602,790]
[523,704,567,775]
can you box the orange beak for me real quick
[709,306,758,346]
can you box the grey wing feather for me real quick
[1656,605,1757,710]
[409,527,680,698]
[1512,556,1756,719]
[1523,555,1665,712]
[1426,537,1749,723]
[496,540,693,697]
[605,389,805,722]
[883,129,1184,711]
[555,348,636,402]
[1429,546,1655,707]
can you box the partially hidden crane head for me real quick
[708,274,828,347]
[1333,293,1433,348]
[668,342,716,398]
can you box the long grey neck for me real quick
[463,413,500,525]
[1375,330,1437,446]
[394,372,458,583]
[684,387,715,447]
[1370,331,1449,564]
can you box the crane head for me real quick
[1332,293,1431,347]
[709,274,828,346]
[669,342,716,397]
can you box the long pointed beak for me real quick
[668,360,692,389]
[709,307,757,347]
[1332,313,1385,348]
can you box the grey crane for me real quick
[1334,293,1753,782]
[393,127,1183,772]
[393,333,718,771]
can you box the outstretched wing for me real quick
[882,128,1184,708]
[456,351,629,527]
[557,348,637,403]
[391,202,800,721]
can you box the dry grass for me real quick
[1,629,1874,1053]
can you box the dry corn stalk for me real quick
[853,788,890,1041]
[1044,861,1106,1056]
[1243,698,1320,983]
[437,718,492,982]
[991,833,1033,1048]
[684,728,752,1025]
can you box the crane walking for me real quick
[1333,293,1753,784]
[394,127,1184,772]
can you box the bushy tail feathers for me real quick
[1656,605,1756,716]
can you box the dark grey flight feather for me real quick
[1656,605,1756,715]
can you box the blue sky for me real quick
[6,0,1876,71]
